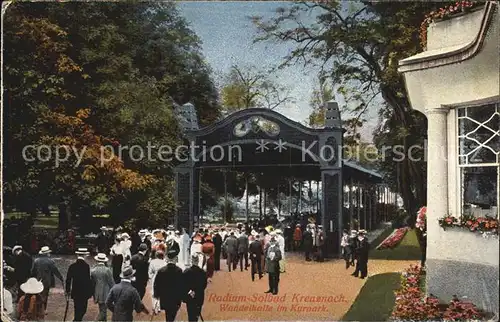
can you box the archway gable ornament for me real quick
[187,108,336,139]
[233,116,280,137]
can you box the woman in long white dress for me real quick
[190,234,204,270]
[148,251,166,315]
[181,228,191,267]
[119,233,132,270]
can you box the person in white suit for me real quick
[180,228,191,267]
[173,230,184,269]
[148,250,167,315]
[275,229,286,273]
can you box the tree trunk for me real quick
[58,202,70,231]
[381,86,426,217]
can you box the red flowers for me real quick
[392,265,486,320]
[443,295,484,320]
[376,227,409,250]
[438,215,458,228]
[439,214,499,236]
[392,265,441,320]
[419,1,483,50]
[415,206,427,233]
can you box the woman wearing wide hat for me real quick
[17,278,45,321]
[201,235,215,280]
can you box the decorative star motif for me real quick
[255,139,270,152]
[273,139,287,152]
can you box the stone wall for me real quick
[426,227,499,314]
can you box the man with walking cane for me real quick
[154,248,184,322]
[183,254,208,322]
[66,248,93,321]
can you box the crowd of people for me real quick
[2,219,373,321]
[2,222,292,321]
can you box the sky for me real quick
[177,1,378,141]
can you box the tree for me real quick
[221,65,292,113]
[308,78,366,162]
[3,1,222,228]
[308,78,333,129]
[252,1,445,216]
[3,9,153,229]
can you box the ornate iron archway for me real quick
[174,101,344,255]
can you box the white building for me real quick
[399,2,499,314]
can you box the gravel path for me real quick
[31,253,416,321]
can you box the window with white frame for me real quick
[457,102,500,218]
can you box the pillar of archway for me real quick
[174,161,199,233]
[319,101,343,257]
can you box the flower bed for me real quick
[392,265,487,321]
[376,227,409,250]
[415,206,426,235]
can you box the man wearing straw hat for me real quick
[31,245,64,313]
[183,254,208,322]
[264,233,282,295]
[91,253,114,321]
[106,265,149,321]
[154,248,184,322]
[66,248,93,321]
[352,229,370,279]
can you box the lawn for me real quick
[4,212,111,230]
[370,228,422,260]
[342,272,401,321]
[5,211,59,229]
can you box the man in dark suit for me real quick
[212,229,222,271]
[302,227,313,261]
[249,235,263,281]
[264,234,282,295]
[130,243,149,299]
[183,254,208,322]
[95,226,110,254]
[66,248,93,321]
[154,248,185,322]
[138,229,152,258]
[224,231,238,272]
[237,230,249,271]
[352,230,370,279]
[11,245,33,301]
[106,265,149,321]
